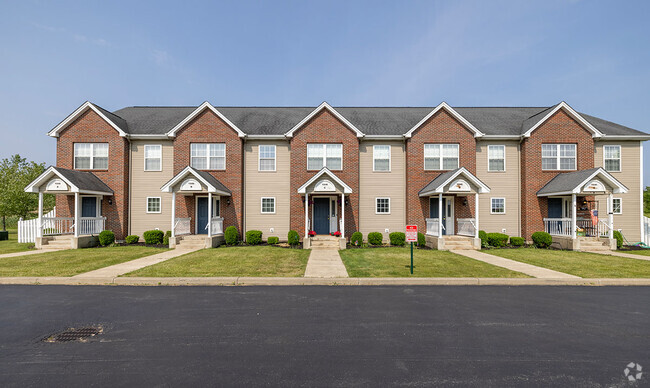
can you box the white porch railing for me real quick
[575,219,610,237]
[543,218,572,237]
[426,218,441,236]
[43,217,74,236]
[644,216,650,245]
[210,217,224,235]
[77,217,106,235]
[18,208,56,243]
[174,218,191,236]
[457,218,476,237]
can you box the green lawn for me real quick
[125,246,311,277]
[0,229,35,254]
[620,249,650,256]
[486,248,650,278]
[0,246,168,277]
[339,248,529,277]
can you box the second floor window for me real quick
[259,145,276,171]
[604,145,621,172]
[424,144,459,170]
[74,143,108,170]
[307,144,342,170]
[487,145,505,172]
[191,143,225,170]
[373,145,391,171]
[541,144,576,170]
[144,145,162,171]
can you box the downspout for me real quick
[127,138,132,238]
[241,136,246,239]
[518,136,523,239]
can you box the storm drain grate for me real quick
[43,326,102,342]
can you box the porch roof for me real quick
[160,166,232,195]
[418,167,490,196]
[536,167,628,196]
[298,167,352,194]
[24,166,113,195]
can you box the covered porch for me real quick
[419,167,490,250]
[537,167,628,250]
[24,166,112,249]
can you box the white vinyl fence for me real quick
[644,216,650,246]
[17,208,56,243]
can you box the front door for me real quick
[430,197,452,235]
[313,197,330,235]
[80,197,97,235]
[197,197,209,235]
[547,197,563,235]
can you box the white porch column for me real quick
[207,192,213,237]
[341,193,345,238]
[474,194,479,239]
[304,194,309,238]
[74,192,79,237]
[171,191,176,238]
[438,193,443,237]
[608,193,614,239]
[571,194,577,239]
[37,192,43,238]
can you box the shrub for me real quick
[268,236,279,245]
[288,230,300,246]
[246,230,263,245]
[478,230,488,248]
[143,230,164,245]
[225,226,239,245]
[417,232,426,247]
[163,230,171,245]
[98,230,115,246]
[389,232,406,246]
[368,232,383,246]
[613,230,624,249]
[125,235,140,244]
[350,232,363,246]
[532,231,552,248]
[487,233,509,248]
[510,236,525,247]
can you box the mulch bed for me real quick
[89,242,169,249]
[620,245,650,251]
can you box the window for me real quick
[487,145,505,172]
[373,145,391,171]
[147,197,161,213]
[612,198,622,214]
[307,144,342,170]
[424,144,459,170]
[604,145,621,172]
[258,145,276,171]
[376,198,390,214]
[144,145,162,171]
[541,144,576,170]
[491,198,505,214]
[74,143,108,170]
[261,197,275,214]
[190,143,225,170]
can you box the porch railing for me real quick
[174,218,191,236]
[426,218,443,236]
[77,216,106,235]
[457,218,476,237]
[41,217,74,236]
[210,217,224,235]
[543,218,572,237]
[576,219,610,237]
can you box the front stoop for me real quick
[171,235,224,249]
[303,236,346,250]
[36,235,98,250]
[551,236,615,251]
[425,235,481,250]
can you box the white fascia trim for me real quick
[24,166,77,193]
[166,101,246,138]
[363,135,404,140]
[297,167,353,194]
[161,166,217,193]
[598,135,650,141]
[48,101,127,138]
[78,189,114,196]
[404,102,484,139]
[537,191,576,197]
[285,102,365,138]
[573,168,628,194]
[419,167,490,196]
[246,135,287,140]
[522,101,603,139]
[128,134,170,140]
[481,135,522,140]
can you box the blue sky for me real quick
[1,0,649,184]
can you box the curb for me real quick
[1,277,650,286]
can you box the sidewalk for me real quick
[583,250,650,262]
[0,249,65,259]
[304,249,348,278]
[450,250,580,279]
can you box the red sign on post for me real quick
[406,225,418,242]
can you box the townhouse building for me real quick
[25,101,648,251]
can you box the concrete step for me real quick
[52,235,74,241]
[45,241,71,248]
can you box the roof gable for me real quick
[48,101,128,138]
[285,102,365,138]
[160,166,232,195]
[166,102,246,138]
[404,102,484,138]
[24,166,113,195]
[418,167,490,196]
[536,167,628,196]
[522,101,603,138]
[297,167,353,194]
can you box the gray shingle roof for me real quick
[53,167,113,194]
[189,167,232,195]
[536,168,601,196]
[418,169,461,195]
[93,104,128,133]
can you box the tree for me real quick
[645,186,650,217]
[0,155,54,231]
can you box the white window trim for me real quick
[258,144,277,172]
[144,144,162,172]
[423,143,459,171]
[373,145,391,172]
[611,197,622,215]
[190,143,226,171]
[146,197,162,214]
[74,143,109,170]
[603,145,621,172]
[490,197,506,214]
[261,197,276,214]
[375,197,391,214]
[541,144,577,171]
[306,143,343,171]
[487,145,506,172]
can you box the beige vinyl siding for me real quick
[244,141,290,241]
[359,141,405,242]
[475,141,521,236]
[130,140,174,237]
[594,141,642,241]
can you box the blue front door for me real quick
[429,197,448,235]
[81,197,97,217]
[313,198,330,235]
[197,197,209,235]
[547,198,563,235]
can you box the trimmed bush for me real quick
[98,230,115,246]
[225,226,239,245]
[143,230,164,245]
[613,230,624,250]
[478,230,488,248]
[487,232,509,248]
[510,236,525,247]
[163,230,171,245]
[125,235,140,244]
[417,232,426,247]
[350,232,363,246]
[532,231,552,248]
[246,230,263,245]
[288,230,300,246]
[368,232,383,246]
[389,232,406,246]
[268,236,279,245]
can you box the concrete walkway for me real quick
[450,250,580,279]
[304,249,348,278]
[583,250,650,262]
[73,247,202,278]
[0,249,66,259]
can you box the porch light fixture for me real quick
[462,198,468,206]
[345,197,349,206]
[107,198,112,205]
[226,198,231,206]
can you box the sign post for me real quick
[406,225,418,274]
